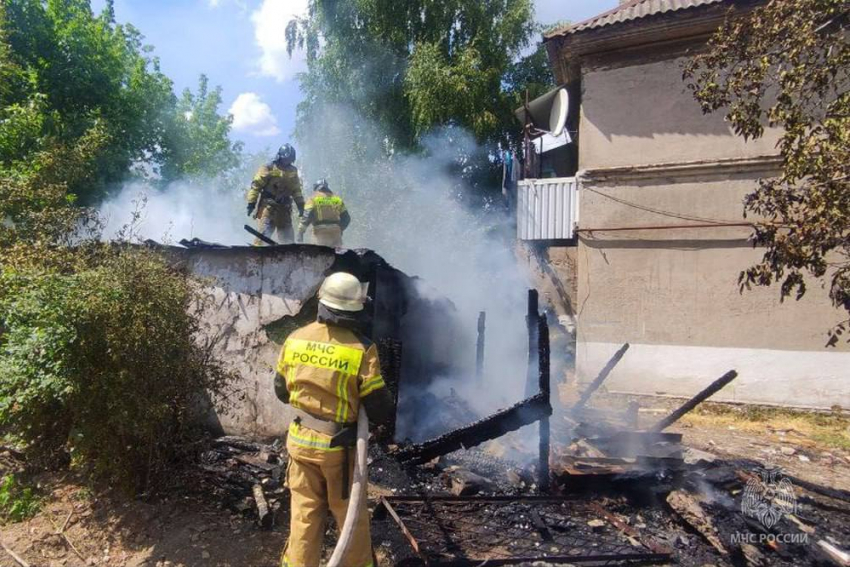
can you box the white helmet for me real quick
[318,272,368,312]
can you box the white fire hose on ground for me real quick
[327,406,369,567]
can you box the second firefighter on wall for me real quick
[246,144,351,248]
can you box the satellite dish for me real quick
[549,88,568,137]
[514,86,570,137]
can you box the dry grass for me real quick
[679,404,850,452]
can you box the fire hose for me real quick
[327,406,369,567]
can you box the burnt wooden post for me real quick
[649,370,738,432]
[377,339,403,440]
[537,313,551,493]
[475,311,486,382]
[571,343,630,412]
[525,290,539,398]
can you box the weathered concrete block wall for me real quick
[163,244,468,438]
[171,245,337,437]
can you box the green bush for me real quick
[0,475,40,522]
[0,247,234,492]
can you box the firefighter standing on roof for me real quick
[297,179,351,248]
[246,144,305,245]
[274,272,393,567]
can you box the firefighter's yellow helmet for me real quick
[318,272,367,312]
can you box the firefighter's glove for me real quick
[246,202,256,216]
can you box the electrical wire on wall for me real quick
[580,185,746,226]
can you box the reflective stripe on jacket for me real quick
[299,191,350,232]
[277,321,386,452]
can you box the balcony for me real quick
[516,177,579,241]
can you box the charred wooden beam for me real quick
[738,469,850,505]
[571,343,630,412]
[666,490,729,556]
[378,339,403,439]
[243,224,277,246]
[397,393,553,464]
[787,474,850,504]
[252,484,273,528]
[538,313,551,493]
[649,370,738,432]
[475,311,486,382]
[525,290,539,398]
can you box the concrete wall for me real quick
[579,54,783,171]
[167,244,469,438]
[575,173,850,409]
[567,48,850,409]
[173,245,337,438]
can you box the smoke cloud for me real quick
[99,181,249,245]
[293,103,531,441]
[99,104,533,455]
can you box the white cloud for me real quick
[251,0,309,82]
[228,92,281,137]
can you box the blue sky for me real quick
[91,0,617,155]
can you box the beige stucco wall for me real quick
[579,55,783,170]
[574,173,850,409]
[570,50,850,409]
[576,175,847,352]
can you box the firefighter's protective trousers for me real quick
[258,204,295,245]
[277,321,386,567]
[284,444,372,567]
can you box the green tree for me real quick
[0,1,238,492]
[286,0,552,192]
[2,0,174,200]
[160,75,243,180]
[684,0,849,344]
[0,0,240,203]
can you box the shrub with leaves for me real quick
[0,0,238,493]
[0,247,234,492]
[683,0,850,344]
[0,475,40,522]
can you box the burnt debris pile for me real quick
[191,436,288,529]
[175,271,850,566]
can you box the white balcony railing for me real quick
[517,177,579,240]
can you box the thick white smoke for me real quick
[99,103,534,452]
[99,181,249,245]
[296,104,533,446]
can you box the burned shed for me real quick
[156,242,465,438]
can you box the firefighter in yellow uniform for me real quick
[297,179,351,248]
[274,272,394,567]
[246,144,305,245]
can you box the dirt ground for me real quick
[0,477,286,567]
[650,403,850,492]
[2,402,849,567]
